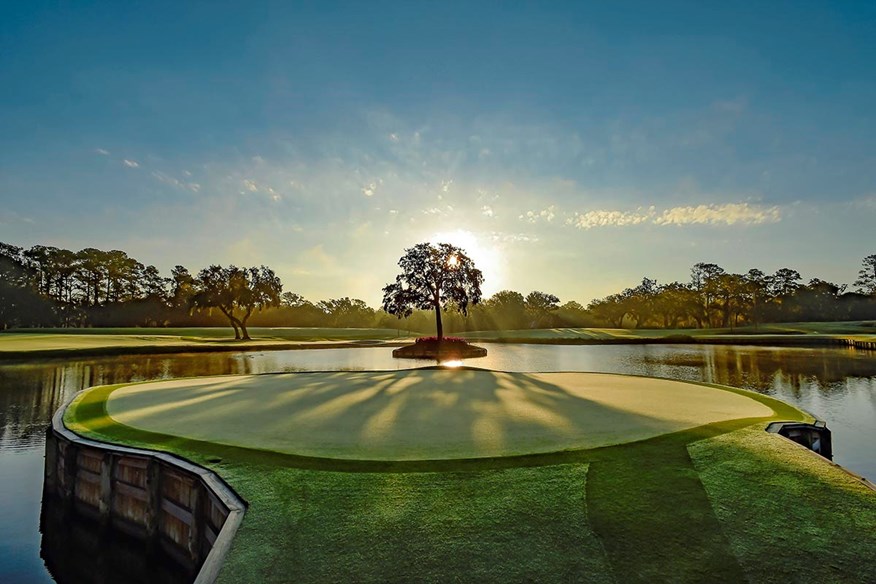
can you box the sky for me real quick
[1,1,874,306]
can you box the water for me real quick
[1,344,874,583]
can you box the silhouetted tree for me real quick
[525,291,561,327]
[483,290,527,330]
[191,265,282,339]
[317,297,375,327]
[855,254,876,295]
[382,242,483,341]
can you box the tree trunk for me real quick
[240,308,253,340]
[435,303,443,341]
[219,306,242,339]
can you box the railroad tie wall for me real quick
[44,410,245,584]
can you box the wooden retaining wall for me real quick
[844,338,876,351]
[44,397,246,584]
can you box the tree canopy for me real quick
[190,265,282,339]
[382,242,483,340]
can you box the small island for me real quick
[392,336,487,360]
[382,242,488,360]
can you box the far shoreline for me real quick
[1,328,874,361]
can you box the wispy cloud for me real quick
[361,181,379,197]
[0,211,35,225]
[95,148,110,156]
[654,203,781,226]
[519,205,556,223]
[122,159,140,168]
[151,170,201,193]
[568,203,781,229]
[568,208,653,229]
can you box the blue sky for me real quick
[1,1,874,305]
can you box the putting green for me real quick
[104,370,773,460]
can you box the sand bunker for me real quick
[105,370,773,460]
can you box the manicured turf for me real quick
[105,371,772,460]
[461,321,876,343]
[4,326,409,340]
[63,371,876,583]
[690,427,876,583]
[4,322,874,359]
[0,328,410,358]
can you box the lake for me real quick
[1,343,874,583]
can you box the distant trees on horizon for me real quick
[1,241,875,332]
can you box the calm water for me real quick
[1,344,875,583]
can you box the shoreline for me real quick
[1,334,873,362]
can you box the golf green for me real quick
[104,370,773,460]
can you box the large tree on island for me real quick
[382,242,483,341]
[191,265,282,340]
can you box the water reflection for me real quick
[0,344,874,583]
[40,494,193,584]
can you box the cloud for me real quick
[567,203,781,229]
[568,208,653,229]
[122,159,140,168]
[152,170,202,193]
[850,195,876,209]
[482,205,494,217]
[362,182,377,197]
[489,232,539,243]
[520,205,556,223]
[653,203,781,226]
[0,211,35,225]
[95,148,110,156]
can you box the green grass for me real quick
[62,373,876,583]
[0,327,410,358]
[5,326,409,340]
[690,426,876,583]
[103,372,773,460]
[4,321,874,358]
[461,321,876,344]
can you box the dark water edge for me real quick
[0,344,874,583]
[40,494,194,584]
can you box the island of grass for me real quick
[61,369,876,582]
[392,336,487,360]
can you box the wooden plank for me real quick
[115,480,148,501]
[161,498,194,524]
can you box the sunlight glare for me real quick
[430,229,504,294]
[440,360,464,368]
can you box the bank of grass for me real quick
[0,327,410,359]
[63,375,876,583]
[461,320,876,345]
[690,426,876,583]
[4,321,875,359]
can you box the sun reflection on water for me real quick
[440,360,464,368]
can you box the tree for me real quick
[854,254,876,295]
[524,291,560,327]
[484,290,527,330]
[317,297,375,327]
[382,242,483,341]
[191,265,282,339]
[690,263,725,327]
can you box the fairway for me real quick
[105,370,773,460]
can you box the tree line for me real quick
[1,241,874,332]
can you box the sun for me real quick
[429,229,503,294]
